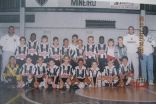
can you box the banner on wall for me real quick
[26,0,140,10]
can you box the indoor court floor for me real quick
[1,84,156,104]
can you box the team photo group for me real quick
[0,25,155,90]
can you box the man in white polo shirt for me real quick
[0,26,19,81]
[123,26,139,80]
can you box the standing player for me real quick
[115,36,127,64]
[85,36,97,68]
[37,35,50,63]
[61,38,70,58]
[76,39,85,60]
[123,26,139,80]
[49,37,61,66]
[69,34,79,68]
[97,36,106,72]
[27,33,38,64]
[15,36,27,67]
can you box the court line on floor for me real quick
[75,87,156,103]
[20,89,41,104]
[5,94,20,104]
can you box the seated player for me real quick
[3,56,19,85]
[88,61,102,87]
[45,58,59,89]
[59,55,74,89]
[102,59,119,87]
[34,56,47,88]
[20,56,35,88]
[71,58,90,88]
[118,56,133,86]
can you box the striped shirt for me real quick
[15,45,27,60]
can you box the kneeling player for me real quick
[45,58,59,89]
[59,55,73,89]
[20,56,35,88]
[88,61,102,87]
[103,59,119,87]
[118,56,133,86]
[72,58,90,88]
[34,56,47,88]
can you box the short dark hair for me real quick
[128,26,134,30]
[8,26,15,29]
[118,36,123,40]
[53,37,59,41]
[20,36,26,41]
[41,35,48,40]
[72,34,78,39]
[63,38,69,43]
[88,36,94,40]
[122,56,128,61]
[37,56,44,60]
[77,58,84,63]
[30,33,36,37]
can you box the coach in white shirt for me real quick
[0,26,19,81]
[123,26,139,80]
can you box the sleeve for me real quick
[0,36,5,47]
[97,71,101,77]
[17,36,20,46]
[32,65,36,75]
[123,36,127,46]
[114,46,118,58]
[14,47,18,56]
[19,65,24,75]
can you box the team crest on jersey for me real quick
[36,0,48,6]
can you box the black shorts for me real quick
[54,60,60,66]
[22,76,28,83]
[37,77,43,83]
[77,78,85,82]
[85,58,95,68]
[16,59,25,67]
[93,77,97,86]
[27,55,38,64]
[61,78,68,83]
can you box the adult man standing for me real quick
[140,26,155,85]
[0,26,19,81]
[123,26,139,80]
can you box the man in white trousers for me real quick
[0,26,19,82]
[123,26,139,80]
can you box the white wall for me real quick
[0,12,156,45]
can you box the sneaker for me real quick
[149,80,154,85]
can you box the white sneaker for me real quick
[149,80,154,85]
